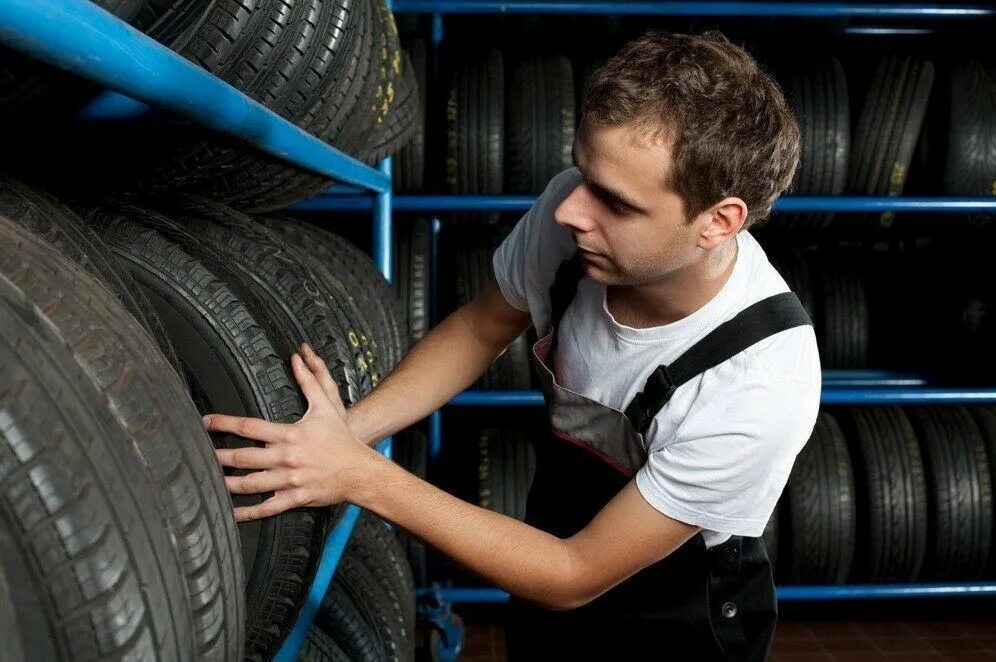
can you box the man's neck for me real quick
[606,239,739,329]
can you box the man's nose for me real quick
[554,187,597,233]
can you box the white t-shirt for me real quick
[493,167,821,548]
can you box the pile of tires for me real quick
[0,175,416,660]
[768,406,996,584]
[7,0,422,213]
[769,249,870,369]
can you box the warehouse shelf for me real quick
[0,0,401,658]
[292,194,996,213]
[391,1,993,18]
[0,0,389,194]
[417,582,996,603]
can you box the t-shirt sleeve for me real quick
[635,375,820,537]
[492,168,581,319]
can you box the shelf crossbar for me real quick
[292,194,996,213]
[416,582,996,604]
[391,2,994,17]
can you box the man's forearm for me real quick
[347,307,510,446]
[350,451,579,609]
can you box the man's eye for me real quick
[607,200,629,215]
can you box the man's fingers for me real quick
[216,446,283,470]
[204,414,288,443]
[233,491,304,523]
[300,343,346,413]
[291,353,327,408]
[224,470,289,495]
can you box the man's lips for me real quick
[578,247,604,260]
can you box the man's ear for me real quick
[697,197,747,249]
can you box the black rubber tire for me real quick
[319,227,407,368]
[351,512,417,661]
[446,50,504,205]
[316,549,389,662]
[970,407,996,572]
[134,0,217,52]
[256,216,384,394]
[393,38,427,192]
[88,204,329,662]
[844,407,928,583]
[0,214,245,660]
[189,0,374,213]
[767,250,816,322]
[359,48,420,164]
[812,258,869,369]
[783,412,855,584]
[453,226,532,389]
[301,624,350,661]
[505,55,576,194]
[394,217,430,345]
[265,219,404,370]
[848,56,934,227]
[129,0,355,203]
[0,176,186,383]
[781,58,849,228]
[908,407,993,580]
[477,428,536,522]
[163,196,361,404]
[943,61,996,197]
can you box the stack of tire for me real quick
[769,249,870,369]
[779,58,850,229]
[0,175,416,659]
[768,406,996,584]
[443,50,576,389]
[476,428,536,523]
[6,0,422,213]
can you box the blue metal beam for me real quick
[392,1,993,16]
[0,0,389,193]
[291,194,996,213]
[448,385,996,407]
[275,505,362,661]
[418,582,996,603]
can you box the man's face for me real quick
[554,123,704,286]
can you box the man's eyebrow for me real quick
[571,144,649,214]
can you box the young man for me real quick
[206,30,820,660]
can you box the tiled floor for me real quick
[457,619,996,661]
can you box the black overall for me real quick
[507,255,812,661]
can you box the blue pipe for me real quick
[391,1,993,16]
[375,157,395,283]
[291,194,996,213]
[0,0,389,193]
[447,386,996,407]
[418,582,996,604]
[275,505,362,661]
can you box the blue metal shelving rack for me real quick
[0,0,397,658]
[384,0,996,611]
[4,0,994,658]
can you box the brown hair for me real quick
[580,30,800,228]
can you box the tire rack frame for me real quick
[375,0,996,611]
[0,0,395,659]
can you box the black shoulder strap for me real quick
[548,253,584,353]
[625,292,813,435]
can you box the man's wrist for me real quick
[346,448,392,510]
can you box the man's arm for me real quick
[326,280,531,446]
[206,353,698,610]
[349,453,699,609]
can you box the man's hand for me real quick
[204,343,378,522]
